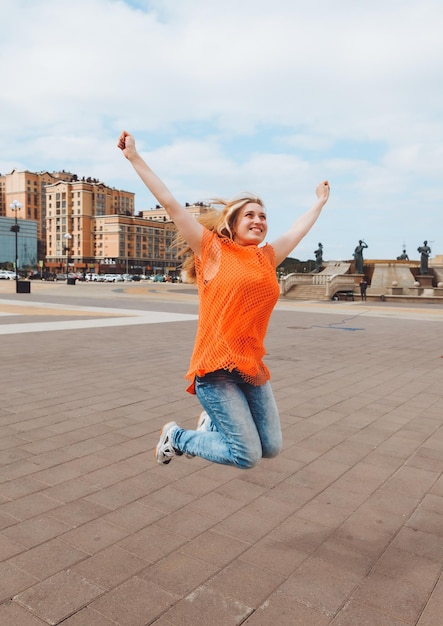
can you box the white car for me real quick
[104,274,123,282]
[0,270,16,280]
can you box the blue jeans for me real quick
[171,369,282,469]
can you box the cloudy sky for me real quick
[1,0,442,261]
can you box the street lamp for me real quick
[9,200,22,293]
[63,233,72,280]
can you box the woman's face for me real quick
[232,202,267,246]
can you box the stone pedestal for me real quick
[391,287,403,295]
[416,275,434,288]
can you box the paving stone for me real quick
[278,553,365,617]
[371,546,441,592]
[240,535,308,576]
[88,576,179,626]
[204,559,285,609]
[0,533,25,560]
[392,526,443,563]
[329,600,410,625]
[0,600,48,626]
[8,538,88,580]
[0,492,62,521]
[160,583,252,626]
[242,591,330,625]
[140,551,218,596]
[60,607,118,625]
[47,498,112,527]
[180,529,249,567]
[2,515,72,549]
[61,518,129,554]
[14,569,105,625]
[416,576,443,626]
[117,524,188,563]
[71,544,149,589]
[350,571,431,623]
[0,562,38,602]
[269,514,333,553]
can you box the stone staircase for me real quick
[283,284,330,300]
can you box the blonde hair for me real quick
[177,192,265,283]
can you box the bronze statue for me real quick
[353,240,368,274]
[397,248,409,260]
[314,243,323,273]
[417,240,431,275]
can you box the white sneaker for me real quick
[197,411,211,432]
[184,411,211,459]
[155,421,180,465]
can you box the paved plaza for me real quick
[0,280,442,625]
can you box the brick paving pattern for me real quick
[0,280,442,625]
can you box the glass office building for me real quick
[0,217,38,268]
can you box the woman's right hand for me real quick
[117,131,137,160]
[316,180,330,204]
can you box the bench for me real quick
[334,290,355,301]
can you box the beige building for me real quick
[45,178,136,273]
[92,215,180,275]
[141,201,211,222]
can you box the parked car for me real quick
[122,274,133,282]
[86,273,104,282]
[0,270,16,280]
[104,274,123,282]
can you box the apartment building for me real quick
[93,215,180,275]
[141,201,211,222]
[45,177,134,272]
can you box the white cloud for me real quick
[1,0,442,260]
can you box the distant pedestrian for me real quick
[118,130,330,468]
[359,277,368,301]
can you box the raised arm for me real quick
[117,131,203,255]
[270,181,330,267]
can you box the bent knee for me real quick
[233,448,262,470]
[262,443,282,459]
[262,435,282,459]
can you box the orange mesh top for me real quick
[185,228,280,393]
